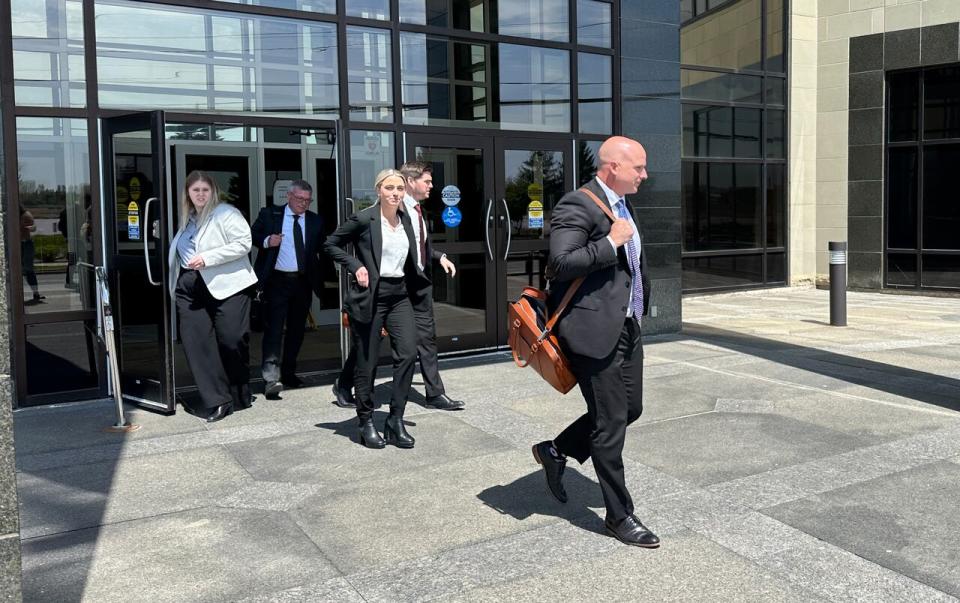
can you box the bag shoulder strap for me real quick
[542,186,617,332]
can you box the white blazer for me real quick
[168,203,258,300]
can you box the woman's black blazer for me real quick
[324,204,430,324]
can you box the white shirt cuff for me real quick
[606,235,617,251]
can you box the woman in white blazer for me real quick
[168,171,258,422]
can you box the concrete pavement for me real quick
[13,287,960,601]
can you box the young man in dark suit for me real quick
[531,136,659,548]
[251,180,325,398]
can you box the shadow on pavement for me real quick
[683,323,960,411]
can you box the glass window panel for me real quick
[765,109,785,158]
[504,150,565,240]
[499,0,569,42]
[765,0,785,72]
[766,252,785,282]
[401,33,490,126]
[682,106,762,159]
[681,70,763,104]
[922,143,960,250]
[735,108,761,157]
[682,162,761,251]
[346,0,390,20]
[887,253,917,287]
[681,0,762,71]
[25,321,100,396]
[923,66,960,141]
[682,254,763,290]
[349,130,395,210]
[922,255,960,289]
[577,140,601,186]
[577,0,611,48]
[681,0,693,22]
[95,1,338,117]
[765,77,785,105]
[499,44,570,132]
[217,0,334,13]
[15,117,95,314]
[766,164,785,248]
[578,53,612,134]
[888,71,919,143]
[400,0,485,30]
[12,0,86,108]
[347,26,393,122]
[887,147,918,249]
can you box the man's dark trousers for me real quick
[261,271,312,383]
[554,317,643,523]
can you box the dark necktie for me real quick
[293,214,306,274]
[615,201,644,317]
[413,203,427,269]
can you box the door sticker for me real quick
[442,206,462,228]
[527,200,544,229]
[127,201,141,240]
[441,185,461,206]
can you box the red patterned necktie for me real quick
[413,203,427,268]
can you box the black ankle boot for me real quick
[384,412,415,448]
[359,418,385,449]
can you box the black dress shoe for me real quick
[424,393,464,411]
[281,374,304,389]
[532,441,567,503]
[332,382,356,408]
[264,380,283,399]
[359,418,385,449]
[205,403,234,423]
[383,412,415,448]
[605,515,660,548]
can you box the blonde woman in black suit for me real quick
[324,169,429,449]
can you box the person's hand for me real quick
[440,256,456,277]
[186,255,206,269]
[608,219,634,247]
[267,233,283,247]
[355,266,369,288]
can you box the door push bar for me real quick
[143,197,161,286]
[501,198,512,261]
[484,199,494,261]
[77,262,140,433]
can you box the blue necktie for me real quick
[615,201,644,318]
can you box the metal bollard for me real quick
[829,241,847,327]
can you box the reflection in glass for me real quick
[922,144,960,251]
[12,0,86,107]
[682,254,763,290]
[499,0,568,42]
[681,0,762,71]
[923,66,960,140]
[346,0,389,20]
[349,131,395,210]
[503,150,565,240]
[414,145,486,243]
[347,26,393,122]
[767,252,785,282]
[401,33,490,126]
[681,70,762,104]
[25,321,100,396]
[432,253,487,337]
[765,77,785,105]
[766,0,785,72]
[499,44,570,132]
[95,0,338,117]
[766,164,784,248]
[577,140,601,186]
[766,109,785,158]
[577,0,611,48]
[683,106,761,158]
[888,71,919,142]
[399,0,485,30]
[887,147,918,250]
[886,253,917,287]
[16,117,95,314]
[922,255,960,289]
[505,249,550,302]
[683,162,762,251]
[216,0,335,13]
[578,53,612,134]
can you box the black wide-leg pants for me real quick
[175,269,251,410]
[260,271,312,383]
[351,277,417,423]
[554,318,644,523]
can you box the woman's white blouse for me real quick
[379,214,409,278]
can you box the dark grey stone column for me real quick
[620,0,681,334]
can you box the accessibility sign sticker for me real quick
[442,206,462,228]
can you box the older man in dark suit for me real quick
[531,136,659,548]
[252,180,325,398]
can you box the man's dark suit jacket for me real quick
[324,204,431,324]
[408,200,445,312]
[546,178,652,360]
[251,204,325,298]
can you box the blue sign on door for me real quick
[442,206,462,228]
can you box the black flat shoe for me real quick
[264,380,283,399]
[205,403,234,423]
[384,413,415,448]
[605,515,660,548]
[359,418,385,449]
[532,441,567,503]
[424,393,464,411]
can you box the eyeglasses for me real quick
[291,194,312,202]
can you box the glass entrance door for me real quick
[405,134,571,351]
[102,110,175,412]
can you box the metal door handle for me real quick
[143,197,161,286]
[501,198,512,260]
[484,199,494,261]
